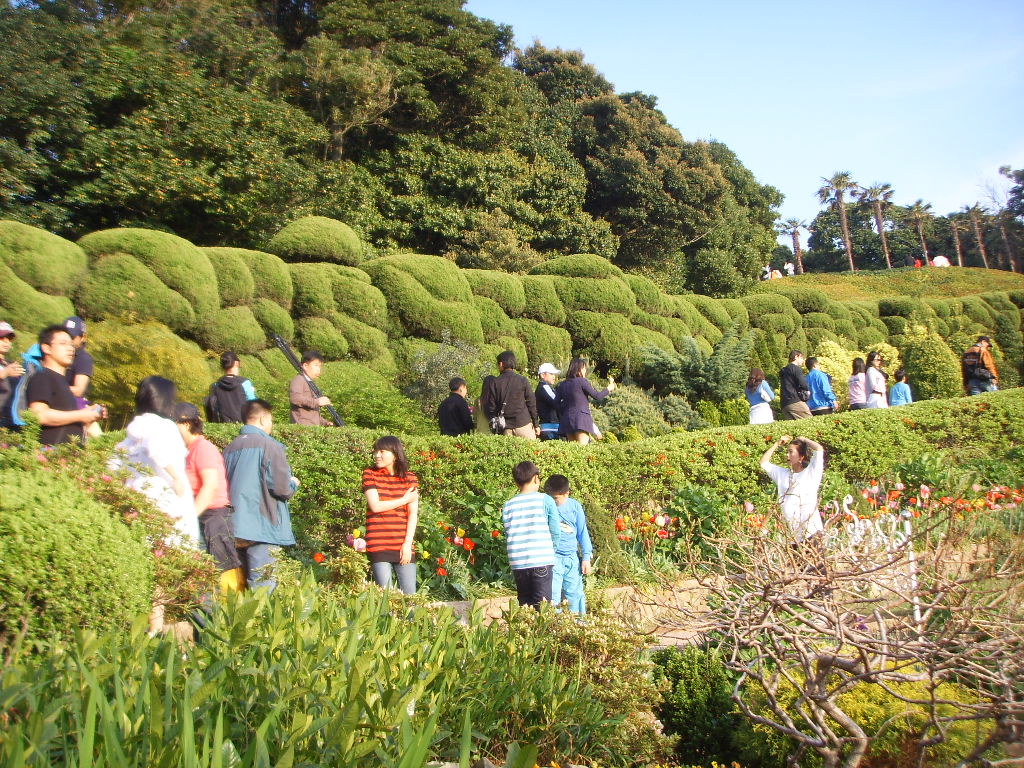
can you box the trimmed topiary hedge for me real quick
[631,324,675,354]
[364,254,473,304]
[899,325,964,400]
[567,311,634,368]
[717,298,750,330]
[513,318,573,369]
[623,274,669,316]
[530,253,624,279]
[631,310,692,353]
[465,269,527,316]
[315,361,434,435]
[740,293,797,319]
[473,295,516,341]
[295,316,349,360]
[202,247,256,306]
[0,467,153,646]
[78,228,219,320]
[761,285,830,314]
[0,220,88,296]
[520,275,567,326]
[330,269,389,331]
[76,254,195,333]
[686,294,733,333]
[802,312,836,332]
[196,305,266,354]
[0,261,76,335]
[289,263,337,318]
[252,297,295,341]
[266,216,363,266]
[335,314,390,362]
[554,276,637,315]
[239,248,293,309]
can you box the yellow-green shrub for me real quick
[0,261,76,334]
[202,246,255,306]
[0,220,87,296]
[520,274,567,326]
[196,305,266,354]
[465,269,527,316]
[252,297,295,341]
[530,253,624,279]
[266,215,363,265]
[295,316,349,360]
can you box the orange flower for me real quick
[313,552,325,563]
[491,530,501,538]
[437,567,447,576]
[615,516,626,531]
[437,557,445,566]
[463,538,476,551]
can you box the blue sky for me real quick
[465,0,1024,242]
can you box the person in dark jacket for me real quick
[556,358,615,444]
[437,377,474,436]
[481,351,539,439]
[534,362,560,440]
[779,350,812,420]
[205,351,257,423]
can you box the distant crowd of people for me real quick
[761,253,954,280]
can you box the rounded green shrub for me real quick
[631,310,692,353]
[520,275,567,326]
[0,261,76,334]
[465,269,527,316]
[0,467,153,646]
[0,220,88,296]
[685,294,733,332]
[802,312,836,331]
[957,296,994,327]
[239,248,293,309]
[202,247,256,306]
[979,291,1017,315]
[623,274,673,316]
[316,361,434,435]
[806,328,841,350]
[1007,290,1024,310]
[740,293,796,319]
[924,298,952,320]
[568,311,634,368]
[364,253,473,303]
[252,297,295,341]
[671,296,704,328]
[76,254,195,332]
[530,253,624,279]
[554,276,637,314]
[78,228,218,319]
[494,335,529,371]
[833,319,858,340]
[593,385,671,440]
[881,316,910,336]
[289,263,337,318]
[757,312,797,336]
[473,295,516,341]
[765,285,830,314]
[331,269,389,330]
[335,314,390,361]
[857,327,888,348]
[295,316,349,360]
[87,319,210,427]
[878,296,927,319]
[512,318,572,369]
[266,216,363,266]
[196,305,266,354]
[823,300,853,321]
[631,325,675,354]
[333,265,372,283]
[717,298,750,330]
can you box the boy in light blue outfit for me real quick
[889,369,913,406]
[805,357,837,416]
[543,474,593,615]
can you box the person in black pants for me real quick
[779,350,812,420]
[534,363,560,440]
[437,377,474,436]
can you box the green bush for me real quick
[251,297,295,341]
[202,246,255,306]
[694,398,749,428]
[76,254,195,332]
[857,327,887,348]
[833,318,857,340]
[196,305,266,354]
[717,297,750,330]
[594,385,672,440]
[364,253,473,303]
[623,273,673,315]
[266,215,363,265]
[881,315,910,335]
[88,319,210,426]
[631,310,692,352]
[473,295,516,341]
[899,324,964,400]
[757,312,797,336]
[464,269,527,316]
[761,284,831,314]
[330,268,389,330]
[289,263,337,318]
[806,328,841,350]
[0,467,152,647]
[335,314,390,362]
[0,220,88,296]
[567,311,635,368]
[686,294,734,333]
[520,274,567,326]
[0,261,76,335]
[317,361,433,434]
[529,253,624,279]
[878,296,929,319]
[740,293,796,319]
[78,228,218,320]
[925,298,953,319]
[295,316,349,360]
[993,312,1023,387]
[802,312,835,331]
[554,276,637,315]
[512,318,573,369]
[631,324,675,354]
[237,247,293,309]
[959,296,995,327]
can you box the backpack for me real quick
[203,376,248,423]
[961,346,993,381]
[1,344,44,429]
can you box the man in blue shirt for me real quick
[805,357,836,416]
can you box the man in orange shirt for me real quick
[962,336,999,395]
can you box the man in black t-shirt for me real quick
[63,316,94,407]
[27,325,104,445]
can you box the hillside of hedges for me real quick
[2,216,1023,427]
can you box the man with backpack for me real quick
[0,322,24,414]
[204,351,257,423]
[962,336,999,395]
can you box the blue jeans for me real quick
[370,561,417,595]
[967,378,997,396]
[512,565,552,608]
[245,544,281,593]
[552,553,586,614]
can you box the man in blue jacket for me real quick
[223,399,297,592]
[805,357,837,416]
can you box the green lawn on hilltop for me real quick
[755,266,1024,300]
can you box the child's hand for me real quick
[581,559,591,575]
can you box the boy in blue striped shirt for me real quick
[502,461,560,607]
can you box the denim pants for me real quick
[552,553,586,614]
[370,561,417,595]
[512,564,552,608]
[967,377,998,396]
[244,544,281,593]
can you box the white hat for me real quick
[537,363,560,376]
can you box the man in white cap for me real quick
[535,362,561,440]
[0,322,24,416]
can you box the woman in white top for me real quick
[865,351,889,409]
[759,434,826,542]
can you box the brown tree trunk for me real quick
[998,220,1018,272]
[917,225,929,262]
[951,220,965,267]
[970,210,990,268]
[837,195,855,271]
[873,201,892,268]
[791,231,805,274]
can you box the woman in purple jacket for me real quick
[555,358,616,444]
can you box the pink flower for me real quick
[743,500,755,514]
[101,474,113,483]
[920,485,931,499]
[153,548,165,558]
[656,529,669,539]
[894,482,905,491]
[353,538,366,552]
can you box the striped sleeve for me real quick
[502,492,556,570]
[363,468,418,554]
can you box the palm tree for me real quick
[856,182,895,269]
[948,214,967,267]
[905,200,934,262]
[966,204,991,268]
[995,209,1020,272]
[817,172,859,271]
[777,218,807,274]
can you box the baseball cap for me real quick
[537,363,560,376]
[0,322,14,338]
[64,316,86,338]
[174,402,202,423]
[976,335,991,344]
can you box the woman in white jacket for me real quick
[865,352,889,409]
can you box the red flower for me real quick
[437,567,448,576]
[615,516,626,531]
[463,538,476,551]
[313,552,325,563]
[437,557,445,565]
[491,530,501,538]
[656,529,669,539]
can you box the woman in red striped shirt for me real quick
[362,435,419,594]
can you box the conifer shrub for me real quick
[0,262,76,334]
[594,385,672,440]
[567,311,634,368]
[295,316,349,360]
[631,310,692,352]
[365,253,473,303]
[787,327,810,357]
[266,216,363,266]
[494,335,529,372]
[554,276,637,314]
[632,325,675,354]
[0,467,152,646]
[1007,290,1024,310]
[335,314,390,362]
[686,293,733,332]
[513,318,573,369]
[202,247,255,306]
[86,321,209,425]
[330,269,389,330]
[824,299,853,321]
[898,325,962,400]
[529,253,624,279]
[289,263,336,318]
[0,220,88,295]
[802,312,835,331]
[332,264,371,283]
[519,275,567,326]
[464,269,527,316]
[252,297,295,341]
[877,296,929,319]
[78,228,219,319]
[196,305,266,354]
[623,273,673,315]
[740,293,796,319]
[239,248,293,309]
[315,361,433,434]
[979,290,1017,315]
[473,295,516,341]
[76,254,196,332]
[761,284,830,314]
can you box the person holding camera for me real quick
[962,336,999,395]
[779,350,812,421]
[26,325,105,445]
[481,351,539,439]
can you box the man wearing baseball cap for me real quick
[63,316,95,407]
[0,322,24,413]
[535,362,561,440]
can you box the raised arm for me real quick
[364,485,419,514]
[760,435,788,470]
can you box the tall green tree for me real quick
[856,182,895,269]
[905,199,934,261]
[966,204,991,268]
[816,172,858,271]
